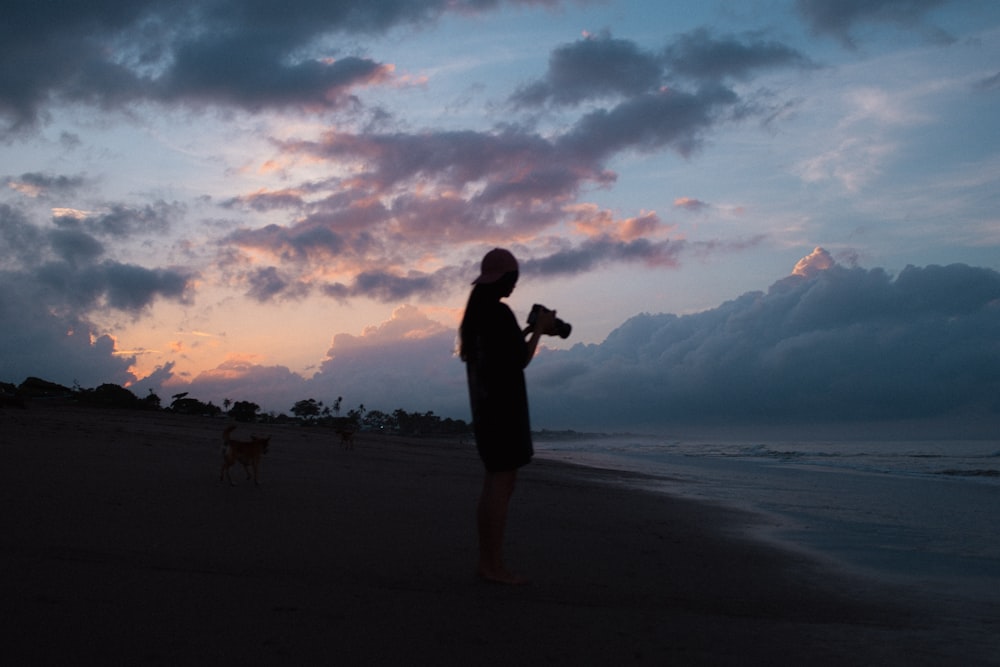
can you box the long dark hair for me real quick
[459,271,517,361]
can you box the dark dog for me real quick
[220,425,270,485]
[336,428,355,450]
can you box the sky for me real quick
[2,0,999,431]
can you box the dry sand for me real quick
[2,403,997,665]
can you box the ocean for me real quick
[533,424,1000,603]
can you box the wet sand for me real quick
[2,403,996,665]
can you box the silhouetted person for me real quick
[460,248,555,584]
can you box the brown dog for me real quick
[220,425,270,485]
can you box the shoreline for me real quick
[534,437,1000,596]
[3,404,997,664]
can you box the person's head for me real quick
[460,248,519,359]
[472,248,519,297]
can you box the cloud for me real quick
[304,305,465,416]
[139,305,465,416]
[31,252,998,432]
[35,260,192,312]
[791,246,834,277]
[558,85,740,160]
[795,0,954,47]
[662,28,816,82]
[179,356,311,412]
[0,199,195,391]
[509,31,664,107]
[0,273,138,388]
[334,269,443,302]
[208,27,814,303]
[48,228,105,266]
[326,303,450,349]
[163,45,395,110]
[226,105,773,301]
[0,204,45,268]
[1,195,193,310]
[6,173,87,198]
[54,201,182,239]
[243,266,305,303]
[674,197,708,212]
[527,250,1000,428]
[0,0,560,134]
[510,29,812,109]
[522,235,687,276]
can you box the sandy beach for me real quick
[2,403,996,665]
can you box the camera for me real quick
[527,304,572,339]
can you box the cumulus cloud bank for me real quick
[148,249,1000,430]
[528,250,1000,429]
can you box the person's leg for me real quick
[477,469,527,584]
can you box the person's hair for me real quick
[459,271,517,360]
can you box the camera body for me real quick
[527,304,572,339]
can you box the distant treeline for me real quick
[0,376,469,436]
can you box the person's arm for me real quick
[522,308,555,367]
[523,327,543,367]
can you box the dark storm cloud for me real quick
[527,258,1000,429]
[0,0,562,133]
[795,0,953,46]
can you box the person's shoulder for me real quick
[495,301,517,321]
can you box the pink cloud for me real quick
[674,196,708,212]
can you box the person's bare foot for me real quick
[477,566,530,585]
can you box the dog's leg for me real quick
[221,453,236,485]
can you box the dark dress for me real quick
[464,299,533,472]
